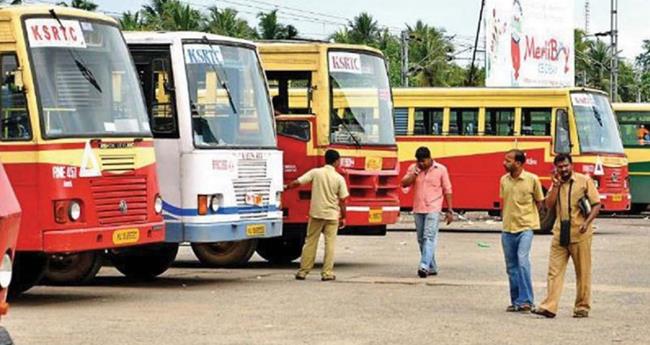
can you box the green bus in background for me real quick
[613,103,650,213]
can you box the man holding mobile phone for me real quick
[533,154,601,318]
[401,147,454,278]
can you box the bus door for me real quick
[130,45,181,219]
[267,71,317,222]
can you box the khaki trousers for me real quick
[298,217,339,277]
[539,236,592,314]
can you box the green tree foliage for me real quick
[257,10,298,40]
[636,40,650,102]
[204,7,257,39]
[56,0,99,11]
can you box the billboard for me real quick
[485,0,574,87]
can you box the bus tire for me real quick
[107,243,178,280]
[256,236,304,264]
[43,251,103,285]
[191,240,257,267]
[630,203,648,214]
[537,206,556,235]
[8,252,48,299]
[0,326,14,345]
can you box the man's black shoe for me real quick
[417,268,428,278]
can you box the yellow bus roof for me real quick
[257,41,384,57]
[0,5,118,25]
[393,87,607,98]
[611,103,650,111]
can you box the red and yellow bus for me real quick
[257,42,400,262]
[393,87,630,224]
[0,6,169,293]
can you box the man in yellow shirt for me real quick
[533,153,601,318]
[500,149,544,312]
[285,150,349,281]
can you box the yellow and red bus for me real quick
[257,42,400,262]
[612,103,650,213]
[0,6,170,294]
[393,87,630,224]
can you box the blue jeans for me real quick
[414,212,440,273]
[501,230,534,306]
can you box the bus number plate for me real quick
[369,209,383,223]
[246,224,266,237]
[112,228,140,245]
[612,194,623,202]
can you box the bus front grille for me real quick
[91,176,149,225]
[100,154,136,174]
[233,179,271,207]
[238,160,267,179]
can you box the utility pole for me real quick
[467,0,486,86]
[610,0,618,101]
[400,30,409,87]
[584,0,590,34]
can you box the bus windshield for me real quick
[328,51,395,146]
[184,42,275,148]
[26,18,150,138]
[571,92,624,154]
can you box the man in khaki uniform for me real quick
[500,149,544,312]
[285,150,349,281]
[533,154,601,318]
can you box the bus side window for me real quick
[449,108,478,135]
[266,71,312,115]
[522,108,551,136]
[555,108,571,153]
[0,54,30,141]
[414,108,443,135]
[132,48,179,139]
[277,120,310,141]
[485,108,514,136]
[394,107,408,135]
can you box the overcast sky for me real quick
[55,0,650,63]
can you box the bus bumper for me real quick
[599,193,632,211]
[165,218,283,243]
[345,205,400,227]
[42,221,165,253]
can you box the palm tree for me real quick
[406,20,456,86]
[204,7,257,39]
[56,0,99,11]
[346,12,381,45]
[0,0,23,4]
[141,0,204,31]
[257,10,298,40]
[120,11,146,31]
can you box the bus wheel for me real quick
[43,251,103,285]
[107,243,178,280]
[537,206,556,235]
[256,236,304,264]
[191,240,257,267]
[8,252,48,299]
[630,203,648,214]
[0,326,14,345]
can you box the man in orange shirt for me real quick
[637,125,649,144]
[401,147,454,278]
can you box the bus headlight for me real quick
[69,200,81,221]
[276,191,282,208]
[0,254,12,289]
[210,194,223,213]
[154,194,163,214]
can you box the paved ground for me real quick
[4,214,650,345]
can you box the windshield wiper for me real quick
[592,106,603,127]
[49,9,102,93]
[201,36,237,114]
[331,112,362,148]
